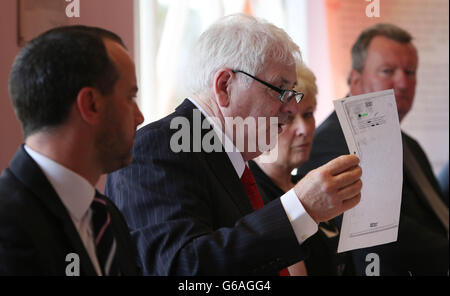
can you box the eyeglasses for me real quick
[232,70,304,104]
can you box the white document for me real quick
[334,89,403,253]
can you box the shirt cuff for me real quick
[280,188,318,245]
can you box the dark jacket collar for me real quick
[8,145,98,275]
[174,100,255,215]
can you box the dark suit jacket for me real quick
[0,146,141,276]
[105,99,307,275]
[297,111,449,275]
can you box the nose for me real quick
[135,103,144,126]
[394,69,409,91]
[293,113,315,138]
[290,114,311,137]
[294,118,305,136]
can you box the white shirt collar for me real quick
[187,98,246,178]
[24,145,95,221]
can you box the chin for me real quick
[293,154,309,167]
[104,153,133,174]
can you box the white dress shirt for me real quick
[187,98,318,245]
[24,146,102,275]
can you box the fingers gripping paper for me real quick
[334,89,403,253]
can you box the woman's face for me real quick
[274,93,316,170]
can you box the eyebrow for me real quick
[279,78,297,89]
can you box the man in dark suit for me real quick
[0,26,143,275]
[297,23,449,275]
[106,14,363,275]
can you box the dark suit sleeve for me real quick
[105,123,305,275]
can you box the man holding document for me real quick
[298,23,448,275]
[106,14,363,275]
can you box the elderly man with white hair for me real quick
[106,14,362,275]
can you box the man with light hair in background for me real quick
[106,14,363,275]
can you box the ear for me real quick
[349,69,363,95]
[76,87,105,125]
[213,69,233,107]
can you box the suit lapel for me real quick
[176,100,254,215]
[203,149,254,215]
[9,146,97,275]
[401,134,430,207]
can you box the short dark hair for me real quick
[9,25,126,138]
[349,23,413,84]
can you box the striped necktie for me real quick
[91,192,120,276]
[240,165,290,276]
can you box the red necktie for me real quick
[240,166,290,276]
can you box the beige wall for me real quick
[0,0,135,190]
